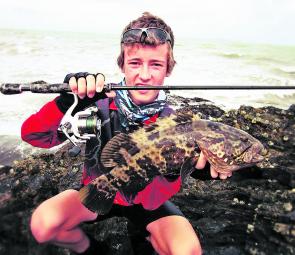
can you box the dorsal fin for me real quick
[171,112,200,125]
[100,133,139,168]
[141,113,194,134]
[143,121,160,132]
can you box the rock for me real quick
[0,95,294,254]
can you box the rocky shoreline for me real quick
[0,95,295,255]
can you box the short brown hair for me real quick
[117,12,176,74]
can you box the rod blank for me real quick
[1,82,295,95]
[108,84,295,90]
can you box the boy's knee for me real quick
[30,206,62,243]
[30,189,96,244]
[31,216,52,243]
[150,235,202,255]
[169,242,202,255]
[147,216,202,255]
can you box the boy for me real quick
[22,12,231,255]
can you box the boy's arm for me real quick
[21,97,66,148]
[21,84,108,148]
[21,72,110,149]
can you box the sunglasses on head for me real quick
[121,27,173,47]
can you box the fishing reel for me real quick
[59,94,101,157]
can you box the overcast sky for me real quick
[1,0,295,45]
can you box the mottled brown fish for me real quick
[79,113,266,215]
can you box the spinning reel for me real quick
[59,94,101,157]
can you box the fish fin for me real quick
[180,157,197,184]
[79,179,116,215]
[175,112,193,122]
[150,112,195,127]
[143,121,160,132]
[172,112,198,123]
[100,133,137,168]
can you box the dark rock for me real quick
[288,104,295,113]
[0,95,295,255]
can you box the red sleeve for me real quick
[132,176,182,210]
[112,176,182,209]
[21,97,65,148]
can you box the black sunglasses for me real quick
[121,27,173,47]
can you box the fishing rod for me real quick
[1,82,295,95]
[3,81,294,157]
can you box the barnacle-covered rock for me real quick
[0,97,294,255]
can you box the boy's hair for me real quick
[117,12,176,74]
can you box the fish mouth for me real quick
[253,144,267,163]
[243,143,266,164]
[252,154,265,163]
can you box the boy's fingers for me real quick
[77,77,87,99]
[210,167,219,178]
[219,173,228,179]
[195,152,207,169]
[95,73,105,93]
[69,77,78,94]
[86,74,96,98]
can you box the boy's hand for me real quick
[64,72,116,99]
[195,152,232,179]
[56,72,115,114]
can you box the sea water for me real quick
[0,28,294,165]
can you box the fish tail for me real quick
[79,183,116,215]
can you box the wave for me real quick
[217,51,292,68]
[254,93,295,109]
[271,67,295,78]
[0,135,35,166]
[0,135,57,166]
[0,42,42,56]
[218,52,244,59]
[253,56,288,65]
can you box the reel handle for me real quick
[0,83,72,94]
[0,83,22,94]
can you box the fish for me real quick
[79,113,266,215]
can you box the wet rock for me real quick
[0,96,294,254]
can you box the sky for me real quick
[0,0,295,45]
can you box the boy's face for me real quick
[121,43,170,105]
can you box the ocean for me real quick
[0,28,294,165]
